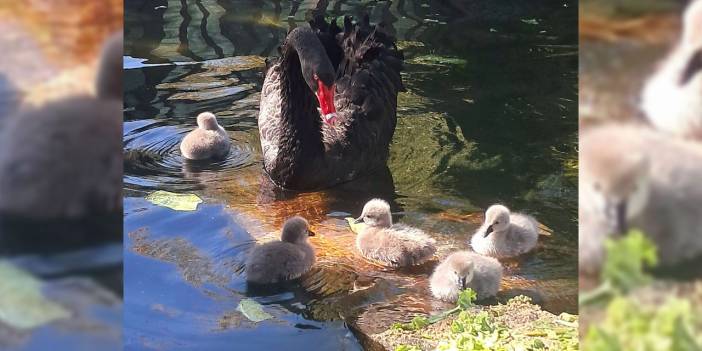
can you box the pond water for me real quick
[123,0,577,349]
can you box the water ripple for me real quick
[124,119,258,192]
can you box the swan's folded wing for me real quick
[325,16,404,145]
[380,225,437,266]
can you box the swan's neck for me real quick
[277,48,324,158]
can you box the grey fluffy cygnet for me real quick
[580,123,702,268]
[430,251,502,302]
[470,205,539,258]
[0,32,123,219]
[641,0,702,138]
[179,112,230,160]
[245,216,316,284]
[354,199,436,267]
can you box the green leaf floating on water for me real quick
[145,190,202,211]
[237,298,273,323]
[0,261,71,330]
[396,40,425,51]
[521,18,539,25]
[407,54,467,67]
[345,217,366,234]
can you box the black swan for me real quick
[258,15,404,190]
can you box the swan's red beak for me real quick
[316,80,337,124]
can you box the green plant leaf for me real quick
[602,230,657,293]
[0,261,71,330]
[237,298,273,323]
[457,288,477,310]
[392,316,430,331]
[145,190,203,211]
[672,316,702,351]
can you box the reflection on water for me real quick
[124,0,577,349]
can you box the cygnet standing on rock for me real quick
[354,199,436,267]
[470,205,539,258]
[430,251,502,302]
[641,0,702,138]
[245,216,316,284]
[180,112,230,160]
[580,123,702,268]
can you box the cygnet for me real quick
[180,112,230,160]
[245,216,316,284]
[354,199,436,267]
[470,205,539,258]
[430,250,503,302]
[641,0,702,138]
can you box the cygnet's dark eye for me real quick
[494,221,499,225]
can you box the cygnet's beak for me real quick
[484,225,494,237]
[307,230,316,237]
[458,277,466,289]
[354,216,364,224]
[616,201,628,234]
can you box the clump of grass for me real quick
[391,291,579,351]
[584,295,701,349]
[392,289,477,331]
[579,230,657,305]
[581,230,702,349]
[436,311,510,350]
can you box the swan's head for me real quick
[96,32,123,100]
[484,205,511,236]
[355,199,393,228]
[684,0,702,47]
[447,255,475,290]
[196,112,221,131]
[281,216,315,244]
[285,27,337,124]
[580,146,651,235]
[680,0,702,85]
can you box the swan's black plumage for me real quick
[258,15,404,190]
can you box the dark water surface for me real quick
[124,0,577,349]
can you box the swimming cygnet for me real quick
[470,205,539,258]
[430,251,503,302]
[179,112,230,160]
[0,32,122,219]
[245,216,316,284]
[641,0,702,138]
[580,123,702,267]
[354,199,437,267]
